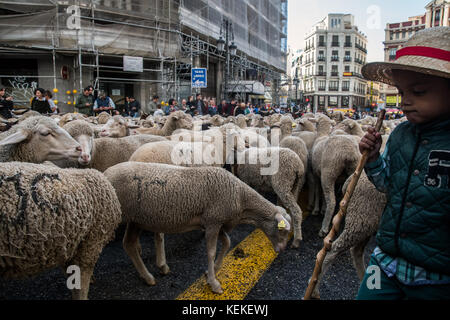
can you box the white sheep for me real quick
[0,116,81,164]
[0,162,122,299]
[103,162,291,294]
[234,147,305,248]
[310,172,386,299]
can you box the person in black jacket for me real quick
[234,102,246,116]
[218,99,227,116]
[30,88,52,114]
[0,87,14,119]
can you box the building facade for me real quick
[301,14,368,112]
[381,0,449,107]
[0,0,287,113]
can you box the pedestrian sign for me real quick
[191,68,207,88]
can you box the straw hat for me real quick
[362,26,450,86]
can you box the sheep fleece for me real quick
[0,162,122,278]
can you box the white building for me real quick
[301,14,368,111]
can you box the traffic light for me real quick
[306,98,310,102]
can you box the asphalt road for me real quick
[0,208,375,300]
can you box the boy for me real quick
[358,27,450,299]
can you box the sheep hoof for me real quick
[291,239,302,249]
[143,276,156,286]
[159,264,170,275]
[208,281,223,294]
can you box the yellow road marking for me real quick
[176,191,310,300]
[176,228,278,300]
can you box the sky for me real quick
[287,0,429,62]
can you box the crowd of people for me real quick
[0,84,405,122]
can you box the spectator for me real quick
[186,95,194,115]
[234,102,246,116]
[128,96,141,118]
[75,87,94,116]
[93,91,115,116]
[218,99,227,116]
[180,99,189,113]
[143,95,158,117]
[45,90,58,114]
[0,87,14,119]
[153,104,164,117]
[208,99,218,116]
[167,99,178,114]
[30,88,52,114]
[192,93,207,116]
[226,99,237,117]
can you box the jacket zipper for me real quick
[394,132,422,255]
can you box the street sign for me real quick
[191,68,207,88]
[123,56,143,72]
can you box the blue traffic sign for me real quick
[191,68,207,88]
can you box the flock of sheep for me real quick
[0,108,405,299]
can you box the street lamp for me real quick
[218,18,237,101]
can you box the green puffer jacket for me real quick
[366,117,450,275]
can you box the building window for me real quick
[319,96,325,106]
[329,96,338,106]
[345,65,350,72]
[318,80,326,90]
[342,81,350,91]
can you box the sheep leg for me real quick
[123,222,156,286]
[277,191,303,248]
[204,226,223,294]
[154,232,170,275]
[312,178,321,216]
[350,236,371,281]
[71,266,94,300]
[319,174,336,238]
[306,170,316,212]
[214,228,231,274]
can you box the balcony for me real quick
[331,56,339,62]
[318,42,326,47]
[329,87,339,91]
[344,42,352,47]
[342,87,350,91]
[331,42,340,47]
[355,43,367,53]
[344,56,352,62]
[331,71,339,77]
[355,58,364,65]
[318,87,326,91]
[305,45,315,52]
[317,56,326,62]
[316,72,327,77]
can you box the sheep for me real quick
[234,147,305,248]
[250,114,265,128]
[0,116,81,164]
[235,115,248,129]
[310,172,386,299]
[55,119,167,171]
[132,125,244,168]
[99,115,130,138]
[134,111,193,136]
[311,130,362,237]
[103,162,291,294]
[96,111,112,125]
[333,119,365,138]
[293,116,334,213]
[209,115,225,127]
[58,113,87,127]
[0,162,122,300]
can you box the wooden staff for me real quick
[303,109,386,300]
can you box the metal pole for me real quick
[225,19,229,102]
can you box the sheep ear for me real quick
[0,129,31,146]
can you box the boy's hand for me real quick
[359,127,382,163]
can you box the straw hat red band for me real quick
[396,46,450,62]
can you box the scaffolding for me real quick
[0,0,287,108]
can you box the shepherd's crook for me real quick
[303,109,386,300]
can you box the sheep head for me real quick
[0,116,81,163]
[259,206,291,253]
[100,116,129,138]
[63,120,95,166]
